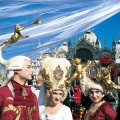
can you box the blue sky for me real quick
[0,0,120,61]
[94,12,120,49]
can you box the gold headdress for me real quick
[80,60,120,96]
[40,57,71,101]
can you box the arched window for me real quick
[76,48,93,63]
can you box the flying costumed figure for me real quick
[0,18,41,46]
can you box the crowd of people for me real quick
[0,39,120,120]
[63,85,83,119]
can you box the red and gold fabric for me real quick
[0,80,40,120]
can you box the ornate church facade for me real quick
[67,30,119,63]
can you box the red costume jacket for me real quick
[0,81,40,120]
[83,102,117,120]
[73,89,82,104]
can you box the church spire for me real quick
[112,37,116,45]
[112,37,116,50]
[96,36,99,47]
[104,40,107,48]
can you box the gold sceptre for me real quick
[24,18,41,28]
[0,18,42,47]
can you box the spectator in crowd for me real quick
[72,85,82,119]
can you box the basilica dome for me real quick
[57,42,68,53]
[80,30,101,48]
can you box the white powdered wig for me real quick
[6,56,31,70]
[1,56,31,86]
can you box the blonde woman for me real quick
[38,57,73,120]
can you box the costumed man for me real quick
[0,43,40,119]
